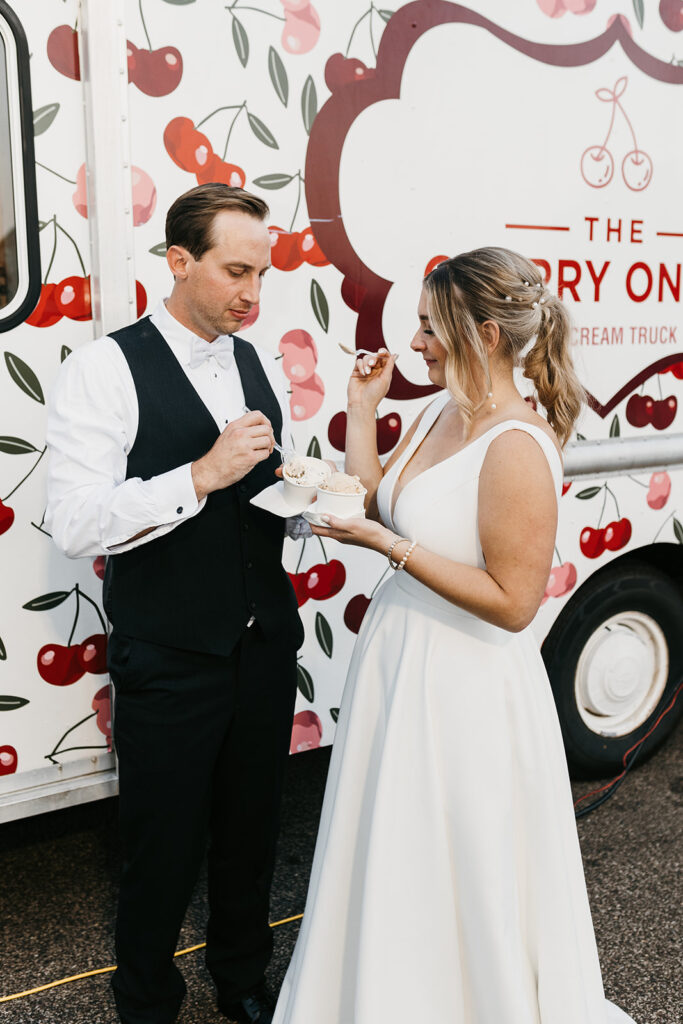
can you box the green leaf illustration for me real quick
[674,517,683,545]
[0,636,5,660]
[4,352,45,404]
[149,242,167,257]
[22,591,70,612]
[576,433,586,441]
[330,707,339,723]
[310,279,329,333]
[247,111,278,149]
[297,664,314,702]
[307,436,321,459]
[609,415,620,438]
[315,612,333,658]
[632,0,644,29]
[268,46,288,106]
[301,75,317,135]
[0,695,29,711]
[378,9,395,22]
[252,173,294,190]
[33,103,59,137]
[0,436,38,455]
[60,345,72,362]
[576,486,602,500]
[232,16,249,68]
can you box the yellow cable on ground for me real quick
[0,913,304,1003]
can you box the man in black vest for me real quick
[45,185,305,1024]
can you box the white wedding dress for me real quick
[274,392,635,1024]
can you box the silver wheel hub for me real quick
[575,611,668,737]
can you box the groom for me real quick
[45,184,304,1024]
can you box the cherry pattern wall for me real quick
[1,0,682,784]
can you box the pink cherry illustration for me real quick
[72,163,88,218]
[622,150,653,191]
[93,555,106,580]
[281,4,320,54]
[646,471,671,510]
[289,710,322,753]
[290,373,324,421]
[278,329,318,383]
[131,166,157,226]
[581,146,614,188]
[545,562,578,599]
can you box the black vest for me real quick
[103,317,304,656]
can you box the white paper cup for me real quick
[282,457,331,508]
[315,484,367,517]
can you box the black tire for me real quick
[542,561,683,779]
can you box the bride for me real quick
[273,248,635,1024]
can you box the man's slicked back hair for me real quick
[165,183,269,261]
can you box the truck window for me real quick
[0,1,40,331]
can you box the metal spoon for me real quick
[243,405,294,460]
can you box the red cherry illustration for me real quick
[603,518,632,552]
[423,254,449,277]
[164,117,213,174]
[579,526,605,559]
[136,280,147,317]
[647,471,671,510]
[131,46,183,97]
[544,562,577,600]
[562,482,572,496]
[305,560,346,600]
[269,226,304,271]
[287,571,309,607]
[93,555,106,580]
[524,395,538,412]
[625,393,654,428]
[296,227,329,267]
[289,710,322,754]
[281,4,321,55]
[195,153,246,188]
[290,374,324,421]
[327,411,347,451]
[77,633,108,675]
[47,25,80,80]
[651,396,677,431]
[659,0,683,31]
[341,277,366,313]
[325,53,375,90]
[26,283,63,327]
[37,644,85,686]
[0,745,18,776]
[279,329,318,383]
[665,360,683,380]
[376,413,402,455]
[0,500,15,536]
[622,150,653,191]
[344,593,371,633]
[92,685,112,744]
[55,275,92,321]
[126,39,140,80]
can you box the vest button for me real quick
[176,506,183,514]
[246,561,253,569]
[249,600,257,610]
[243,522,249,531]
[239,484,247,493]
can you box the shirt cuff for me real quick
[104,463,204,551]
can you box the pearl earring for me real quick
[488,390,496,411]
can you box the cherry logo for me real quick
[77,634,108,675]
[647,471,671,510]
[163,117,246,189]
[304,560,346,600]
[289,709,322,753]
[37,644,86,687]
[328,410,402,455]
[0,745,18,776]
[577,483,632,559]
[126,31,183,97]
[580,77,652,191]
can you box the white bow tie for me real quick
[188,336,233,370]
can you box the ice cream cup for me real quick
[314,483,367,518]
[282,456,331,508]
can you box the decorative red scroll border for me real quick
[305,1,683,411]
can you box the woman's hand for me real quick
[347,349,397,413]
[311,514,392,553]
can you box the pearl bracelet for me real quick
[386,536,408,569]
[395,539,417,572]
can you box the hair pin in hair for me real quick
[539,297,546,304]
[504,295,512,302]
[523,280,529,287]
[532,301,538,308]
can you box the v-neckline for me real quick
[388,395,560,526]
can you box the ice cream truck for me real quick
[1,0,682,822]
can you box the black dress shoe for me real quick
[218,983,275,1024]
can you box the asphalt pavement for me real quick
[0,726,681,1024]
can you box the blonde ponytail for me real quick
[523,295,585,447]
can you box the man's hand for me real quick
[192,411,275,500]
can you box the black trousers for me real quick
[107,623,298,1024]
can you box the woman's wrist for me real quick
[346,401,379,418]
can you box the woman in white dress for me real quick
[273,248,635,1024]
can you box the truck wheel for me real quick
[542,561,683,778]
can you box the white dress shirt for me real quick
[46,301,293,558]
